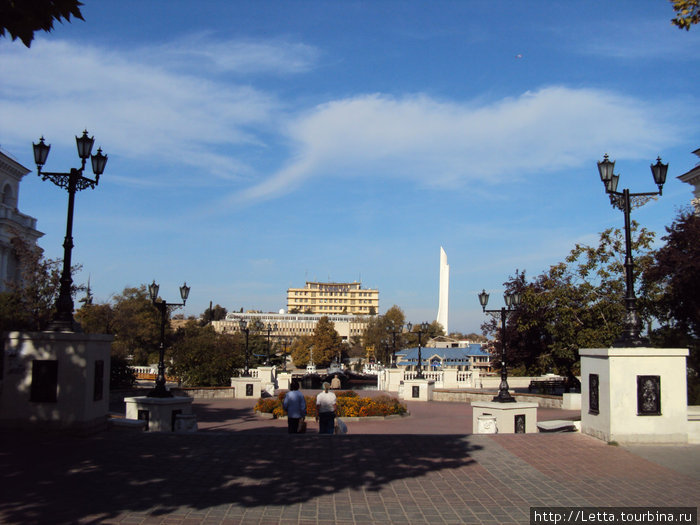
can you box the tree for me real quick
[643,210,700,402]
[311,316,344,367]
[74,302,114,334]
[0,0,84,47]
[0,236,81,332]
[109,286,162,365]
[201,303,227,323]
[484,225,656,379]
[361,305,406,364]
[671,0,700,30]
[290,335,314,367]
[170,322,241,386]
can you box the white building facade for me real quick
[0,150,43,291]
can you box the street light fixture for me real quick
[265,322,278,366]
[388,324,404,368]
[148,280,190,398]
[406,322,429,379]
[479,289,521,403]
[597,154,667,346]
[32,131,108,331]
[239,319,251,376]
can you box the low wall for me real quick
[171,387,236,399]
[689,406,700,444]
[432,389,565,409]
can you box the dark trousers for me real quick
[318,412,335,434]
[288,417,301,433]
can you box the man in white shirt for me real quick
[315,382,337,434]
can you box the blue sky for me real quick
[1,1,699,333]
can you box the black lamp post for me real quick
[406,322,429,379]
[239,319,251,376]
[597,154,668,347]
[265,322,278,365]
[389,324,403,368]
[148,280,190,398]
[32,131,108,331]
[479,289,521,403]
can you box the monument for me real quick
[436,246,449,334]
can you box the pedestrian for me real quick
[315,382,337,434]
[330,374,341,390]
[282,380,306,433]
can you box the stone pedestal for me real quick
[231,376,263,399]
[580,347,689,444]
[125,396,194,433]
[382,368,404,392]
[0,331,113,431]
[257,366,276,396]
[400,379,435,402]
[277,372,291,391]
[472,401,538,434]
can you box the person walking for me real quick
[315,382,337,434]
[283,380,306,433]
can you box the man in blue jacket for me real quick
[283,380,306,433]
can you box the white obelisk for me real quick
[437,246,449,334]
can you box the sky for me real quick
[1,1,699,334]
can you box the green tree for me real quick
[0,236,81,332]
[671,0,700,30]
[362,305,407,364]
[643,210,700,402]
[290,335,314,367]
[484,225,656,379]
[109,286,162,365]
[202,303,227,323]
[311,316,344,367]
[74,302,114,334]
[170,322,241,386]
[0,0,84,47]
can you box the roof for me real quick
[396,345,489,366]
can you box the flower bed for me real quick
[254,391,408,419]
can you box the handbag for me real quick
[334,417,347,434]
[298,419,307,433]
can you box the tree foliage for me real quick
[483,225,655,378]
[643,210,700,403]
[0,0,84,47]
[291,316,344,367]
[0,236,81,332]
[202,303,227,323]
[671,0,700,30]
[362,305,407,364]
[170,322,241,387]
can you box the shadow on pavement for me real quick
[0,430,483,524]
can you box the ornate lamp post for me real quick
[596,154,667,347]
[478,289,521,403]
[265,322,278,365]
[32,131,108,331]
[406,322,429,379]
[148,280,190,398]
[239,319,251,376]
[389,324,403,368]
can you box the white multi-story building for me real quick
[0,149,43,291]
[211,311,370,342]
[287,281,379,316]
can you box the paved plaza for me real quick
[0,395,698,524]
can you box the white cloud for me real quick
[231,87,683,205]
[0,37,283,183]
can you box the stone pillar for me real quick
[0,331,113,431]
[125,396,195,433]
[257,366,276,396]
[383,368,404,392]
[400,379,435,402]
[231,376,263,399]
[580,347,689,444]
[442,368,458,389]
[472,401,538,434]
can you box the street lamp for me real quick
[32,131,108,331]
[239,319,251,376]
[478,289,521,403]
[265,322,278,366]
[389,324,403,368]
[406,322,429,379]
[597,154,667,346]
[148,280,190,398]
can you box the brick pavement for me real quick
[1,397,698,525]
